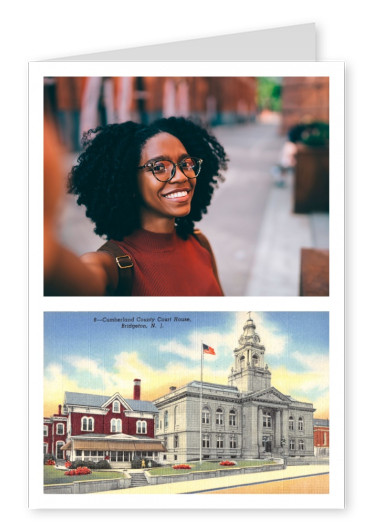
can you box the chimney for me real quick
[58,404,62,415]
[133,379,141,400]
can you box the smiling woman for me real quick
[44,117,228,296]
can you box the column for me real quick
[282,410,289,454]
[258,407,263,447]
[275,410,281,448]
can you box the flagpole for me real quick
[200,340,203,465]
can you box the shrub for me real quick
[44,454,56,464]
[45,459,56,466]
[172,464,191,470]
[219,460,236,466]
[96,459,111,469]
[64,466,91,477]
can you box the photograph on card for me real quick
[44,76,329,296]
[43,310,329,495]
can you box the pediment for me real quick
[104,433,136,440]
[101,392,131,410]
[251,387,291,404]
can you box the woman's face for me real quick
[137,132,196,231]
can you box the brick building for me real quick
[280,77,329,135]
[313,418,329,457]
[43,379,165,467]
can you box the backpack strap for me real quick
[97,241,134,296]
[193,229,223,294]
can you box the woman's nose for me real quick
[169,164,188,182]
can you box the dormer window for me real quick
[112,400,120,413]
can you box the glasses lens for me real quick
[152,160,174,181]
[180,157,202,178]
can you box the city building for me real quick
[43,379,165,467]
[313,419,329,457]
[154,313,316,463]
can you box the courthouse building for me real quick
[154,313,316,463]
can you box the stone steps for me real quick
[130,472,148,487]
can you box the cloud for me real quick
[158,328,237,363]
[254,313,287,357]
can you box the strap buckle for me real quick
[115,255,133,269]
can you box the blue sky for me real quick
[44,311,329,418]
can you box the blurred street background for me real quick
[45,76,329,296]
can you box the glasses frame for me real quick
[138,156,203,182]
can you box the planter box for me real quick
[294,144,329,213]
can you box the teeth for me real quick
[165,191,188,199]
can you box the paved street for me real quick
[58,120,328,296]
[95,464,329,495]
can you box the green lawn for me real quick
[148,459,275,476]
[44,466,124,485]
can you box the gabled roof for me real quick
[246,386,293,403]
[64,391,158,413]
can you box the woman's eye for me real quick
[182,158,195,169]
[153,162,168,173]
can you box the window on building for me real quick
[289,416,294,430]
[174,405,179,427]
[174,435,179,448]
[216,408,224,425]
[81,416,94,431]
[323,432,328,445]
[56,423,64,435]
[298,417,304,431]
[252,354,259,367]
[111,418,122,433]
[230,435,237,449]
[136,420,147,434]
[289,439,295,450]
[43,443,48,454]
[229,409,236,426]
[202,434,210,448]
[299,439,304,451]
[44,425,48,437]
[164,410,168,429]
[216,435,224,449]
[263,411,272,428]
[112,400,120,413]
[202,407,210,424]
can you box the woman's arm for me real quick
[44,232,118,295]
[44,117,118,296]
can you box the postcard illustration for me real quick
[43,311,329,497]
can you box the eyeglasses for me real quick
[138,156,203,182]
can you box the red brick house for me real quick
[44,379,165,467]
[313,419,329,457]
[43,404,67,459]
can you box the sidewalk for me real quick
[245,174,329,296]
[96,464,329,495]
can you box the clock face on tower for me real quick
[252,334,260,343]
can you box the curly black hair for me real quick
[68,116,228,240]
